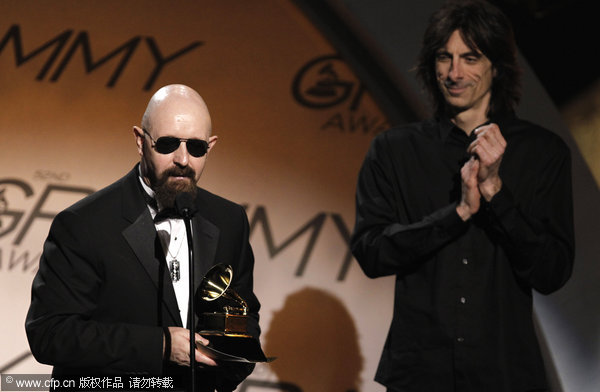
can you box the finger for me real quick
[482,124,506,151]
[468,142,493,164]
[473,124,493,140]
[467,137,485,157]
[193,335,217,367]
[195,334,210,346]
[473,140,493,164]
[195,350,218,367]
[472,134,504,167]
[468,132,492,158]
[461,157,478,183]
[474,124,495,143]
[468,158,479,184]
[476,124,506,152]
[467,139,476,156]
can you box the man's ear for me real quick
[207,135,218,154]
[133,126,145,156]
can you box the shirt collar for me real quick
[137,165,159,216]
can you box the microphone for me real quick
[174,192,197,219]
[174,191,198,392]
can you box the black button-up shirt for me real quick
[351,115,574,392]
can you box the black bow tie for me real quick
[153,208,181,223]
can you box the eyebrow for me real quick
[461,51,483,58]
[435,49,483,58]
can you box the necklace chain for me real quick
[166,221,185,260]
[166,220,185,282]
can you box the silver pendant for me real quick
[169,259,180,282]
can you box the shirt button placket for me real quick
[456,257,469,346]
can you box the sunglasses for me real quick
[143,128,209,157]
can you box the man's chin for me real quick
[444,100,472,115]
[170,179,197,195]
[155,177,197,208]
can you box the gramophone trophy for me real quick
[198,263,251,338]
[196,263,274,363]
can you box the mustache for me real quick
[164,166,195,178]
[443,80,474,89]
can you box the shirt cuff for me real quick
[440,203,469,238]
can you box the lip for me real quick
[446,86,467,96]
[169,176,191,181]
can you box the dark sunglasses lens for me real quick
[154,137,181,154]
[186,140,208,157]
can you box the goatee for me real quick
[151,166,197,209]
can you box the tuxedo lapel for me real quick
[122,212,183,326]
[119,167,182,326]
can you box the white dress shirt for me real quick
[138,175,190,327]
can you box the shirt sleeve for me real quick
[350,133,468,278]
[485,139,575,294]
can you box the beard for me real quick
[149,166,198,209]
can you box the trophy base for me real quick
[199,312,251,338]
[196,334,274,363]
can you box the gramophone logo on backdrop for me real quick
[292,54,388,134]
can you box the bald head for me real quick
[141,84,212,135]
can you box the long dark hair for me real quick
[416,0,522,118]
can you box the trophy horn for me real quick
[200,264,248,315]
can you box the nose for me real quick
[172,141,189,167]
[448,58,463,80]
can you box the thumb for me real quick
[471,157,480,173]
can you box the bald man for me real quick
[26,85,260,391]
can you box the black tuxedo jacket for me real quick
[26,166,260,389]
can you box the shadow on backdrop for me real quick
[262,287,363,392]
